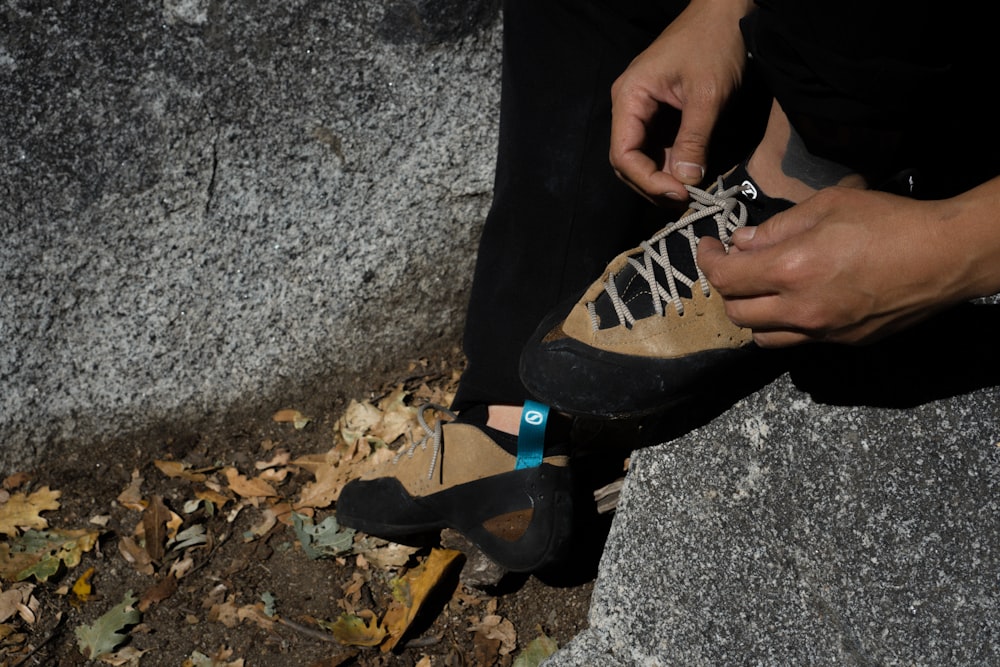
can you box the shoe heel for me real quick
[452,464,574,572]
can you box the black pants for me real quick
[451,0,998,411]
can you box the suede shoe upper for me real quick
[520,162,794,418]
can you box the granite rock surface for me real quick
[1,0,501,465]
[545,301,1000,666]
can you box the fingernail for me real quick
[675,161,705,182]
[737,226,756,241]
[664,191,684,201]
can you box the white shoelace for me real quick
[589,178,751,329]
[393,403,456,480]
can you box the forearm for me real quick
[936,175,1000,303]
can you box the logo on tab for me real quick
[524,410,545,426]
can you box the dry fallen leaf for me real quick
[244,508,278,542]
[207,595,274,631]
[272,408,311,429]
[371,385,418,444]
[340,400,382,443]
[117,470,146,512]
[183,646,245,667]
[169,556,195,579]
[207,596,241,628]
[222,468,278,499]
[141,496,172,564]
[352,537,420,570]
[195,488,232,509]
[118,536,155,576]
[98,646,150,666]
[0,583,36,623]
[469,612,518,658]
[154,460,210,483]
[337,571,367,616]
[138,574,179,612]
[2,472,31,491]
[327,609,387,647]
[381,548,463,652]
[294,445,394,511]
[0,528,99,582]
[0,486,61,537]
[255,451,291,470]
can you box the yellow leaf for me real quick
[381,548,463,652]
[328,610,387,647]
[73,566,96,602]
[0,487,61,537]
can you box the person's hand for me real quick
[698,186,991,347]
[610,0,754,202]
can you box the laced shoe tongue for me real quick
[590,162,794,330]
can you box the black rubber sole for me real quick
[336,463,574,573]
[519,305,759,419]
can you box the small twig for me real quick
[13,612,66,666]
[277,616,341,643]
[402,634,443,649]
[183,531,228,578]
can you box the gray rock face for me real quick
[0,1,501,465]
[546,301,1000,666]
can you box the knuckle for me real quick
[774,249,813,286]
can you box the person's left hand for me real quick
[698,186,966,347]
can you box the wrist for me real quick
[937,181,1000,302]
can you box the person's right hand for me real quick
[610,0,754,203]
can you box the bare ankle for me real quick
[748,100,867,202]
[486,404,523,435]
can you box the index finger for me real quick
[610,98,686,198]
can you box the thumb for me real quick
[668,99,719,185]
[731,203,814,251]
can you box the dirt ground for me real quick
[0,350,631,666]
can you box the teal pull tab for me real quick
[515,400,548,470]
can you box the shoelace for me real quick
[393,403,456,480]
[589,177,751,329]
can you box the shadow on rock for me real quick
[787,301,1000,408]
[379,0,500,43]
